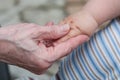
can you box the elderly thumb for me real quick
[40,24,70,40]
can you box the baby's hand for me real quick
[57,11,98,43]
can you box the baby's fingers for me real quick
[56,28,82,43]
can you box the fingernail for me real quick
[60,24,70,32]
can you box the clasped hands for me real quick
[0,11,98,74]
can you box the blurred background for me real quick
[0,0,87,80]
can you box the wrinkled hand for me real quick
[0,23,88,74]
[0,23,71,74]
[57,11,98,43]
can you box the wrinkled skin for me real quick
[0,23,88,74]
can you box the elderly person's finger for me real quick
[51,35,89,61]
[32,24,70,40]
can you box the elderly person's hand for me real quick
[0,23,71,74]
[0,23,69,73]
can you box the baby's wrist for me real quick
[75,10,98,36]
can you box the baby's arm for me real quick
[58,0,120,42]
[84,0,120,25]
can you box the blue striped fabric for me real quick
[51,18,120,80]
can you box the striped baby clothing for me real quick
[51,18,120,80]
